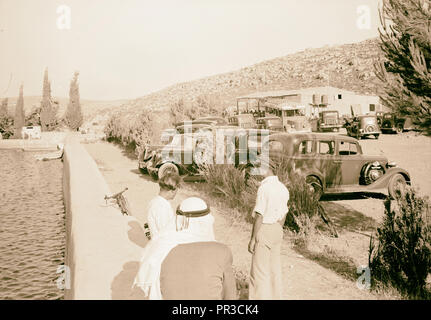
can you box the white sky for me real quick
[0,0,381,100]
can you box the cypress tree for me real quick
[65,71,83,131]
[375,0,431,134]
[14,84,25,138]
[39,68,58,131]
[0,98,8,118]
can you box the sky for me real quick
[0,0,381,100]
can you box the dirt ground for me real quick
[83,139,393,300]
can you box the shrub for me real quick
[104,108,164,157]
[369,189,431,299]
[199,158,330,236]
[199,164,259,220]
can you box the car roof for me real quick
[256,116,281,120]
[269,132,358,143]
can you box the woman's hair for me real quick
[159,168,181,191]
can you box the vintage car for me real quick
[251,133,410,199]
[255,116,284,131]
[265,104,311,133]
[380,113,419,134]
[228,114,256,129]
[316,111,343,132]
[196,116,228,126]
[375,111,385,126]
[138,127,267,180]
[345,115,381,139]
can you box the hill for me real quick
[119,38,382,115]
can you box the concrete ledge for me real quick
[0,132,67,151]
[63,136,143,300]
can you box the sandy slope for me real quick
[84,140,378,300]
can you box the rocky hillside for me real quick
[121,37,383,114]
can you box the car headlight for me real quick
[387,161,397,168]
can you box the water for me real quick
[0,149,65,300]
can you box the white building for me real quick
[237,86,389,117]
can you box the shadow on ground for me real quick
[321,201,378,233]
[111,261,147,300]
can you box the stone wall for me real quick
[63,136,143,299]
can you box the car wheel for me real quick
[388,173,407,200]
[396,123,404,134]
[374,134,379,140]
[158,162,179,180]
[306,176,323,200]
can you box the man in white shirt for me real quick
[147,168,181,239]
[248,166,290,300]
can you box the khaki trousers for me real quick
[249,223,283,300]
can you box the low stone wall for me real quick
[63,136,143,299]
[0,132,67,151]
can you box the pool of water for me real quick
[0,149,65,300]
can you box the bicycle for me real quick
[104,187,131,216]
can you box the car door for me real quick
[316,139,339,187]
[334,140,363,186]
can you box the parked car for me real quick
[316,110,343,132]
[228,114,256,129]
[380,113,419,134]
[196,116,228,126]
[345,115,381,139]
[255,116,284,131]
[138,127,267,180]
[264,104,311,133]
[251,133,410,199]
[375,111,385,126]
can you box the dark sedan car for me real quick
[252,133,410,199]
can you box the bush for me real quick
[199,164,259,220]
[199,158,328,236]
[104,108,164,157]
[369,189,431,299]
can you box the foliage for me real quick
[169,95,223,126]
[104,108,160,157]
[25,105,41,126]
[369,189,431,299]
[0,98,14,139]
[65,71,83,131]
[39,68,59,131]
[199,157,325,233]
[13,85,25,138]
[375,0,431,134]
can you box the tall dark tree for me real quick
[375,0,431,134]
[14,84,25,138]
[39,68,58,131]
[65,71,83,130]
[0,97,14,139]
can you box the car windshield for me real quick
[361,116,377,124]
[283,109,304,117]
[322,112,338,118]
[266,119,282,127]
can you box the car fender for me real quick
[296,168,326,191]
[365,167,411,190]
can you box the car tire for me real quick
[388,173,407,200]
[396,123,404,134]
[158,162,179,181]
[374,134,379,140]
[306,176,323,200]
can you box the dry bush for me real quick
[369,189,431,299]
[104,108,163,157]
[199,164,259,221]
